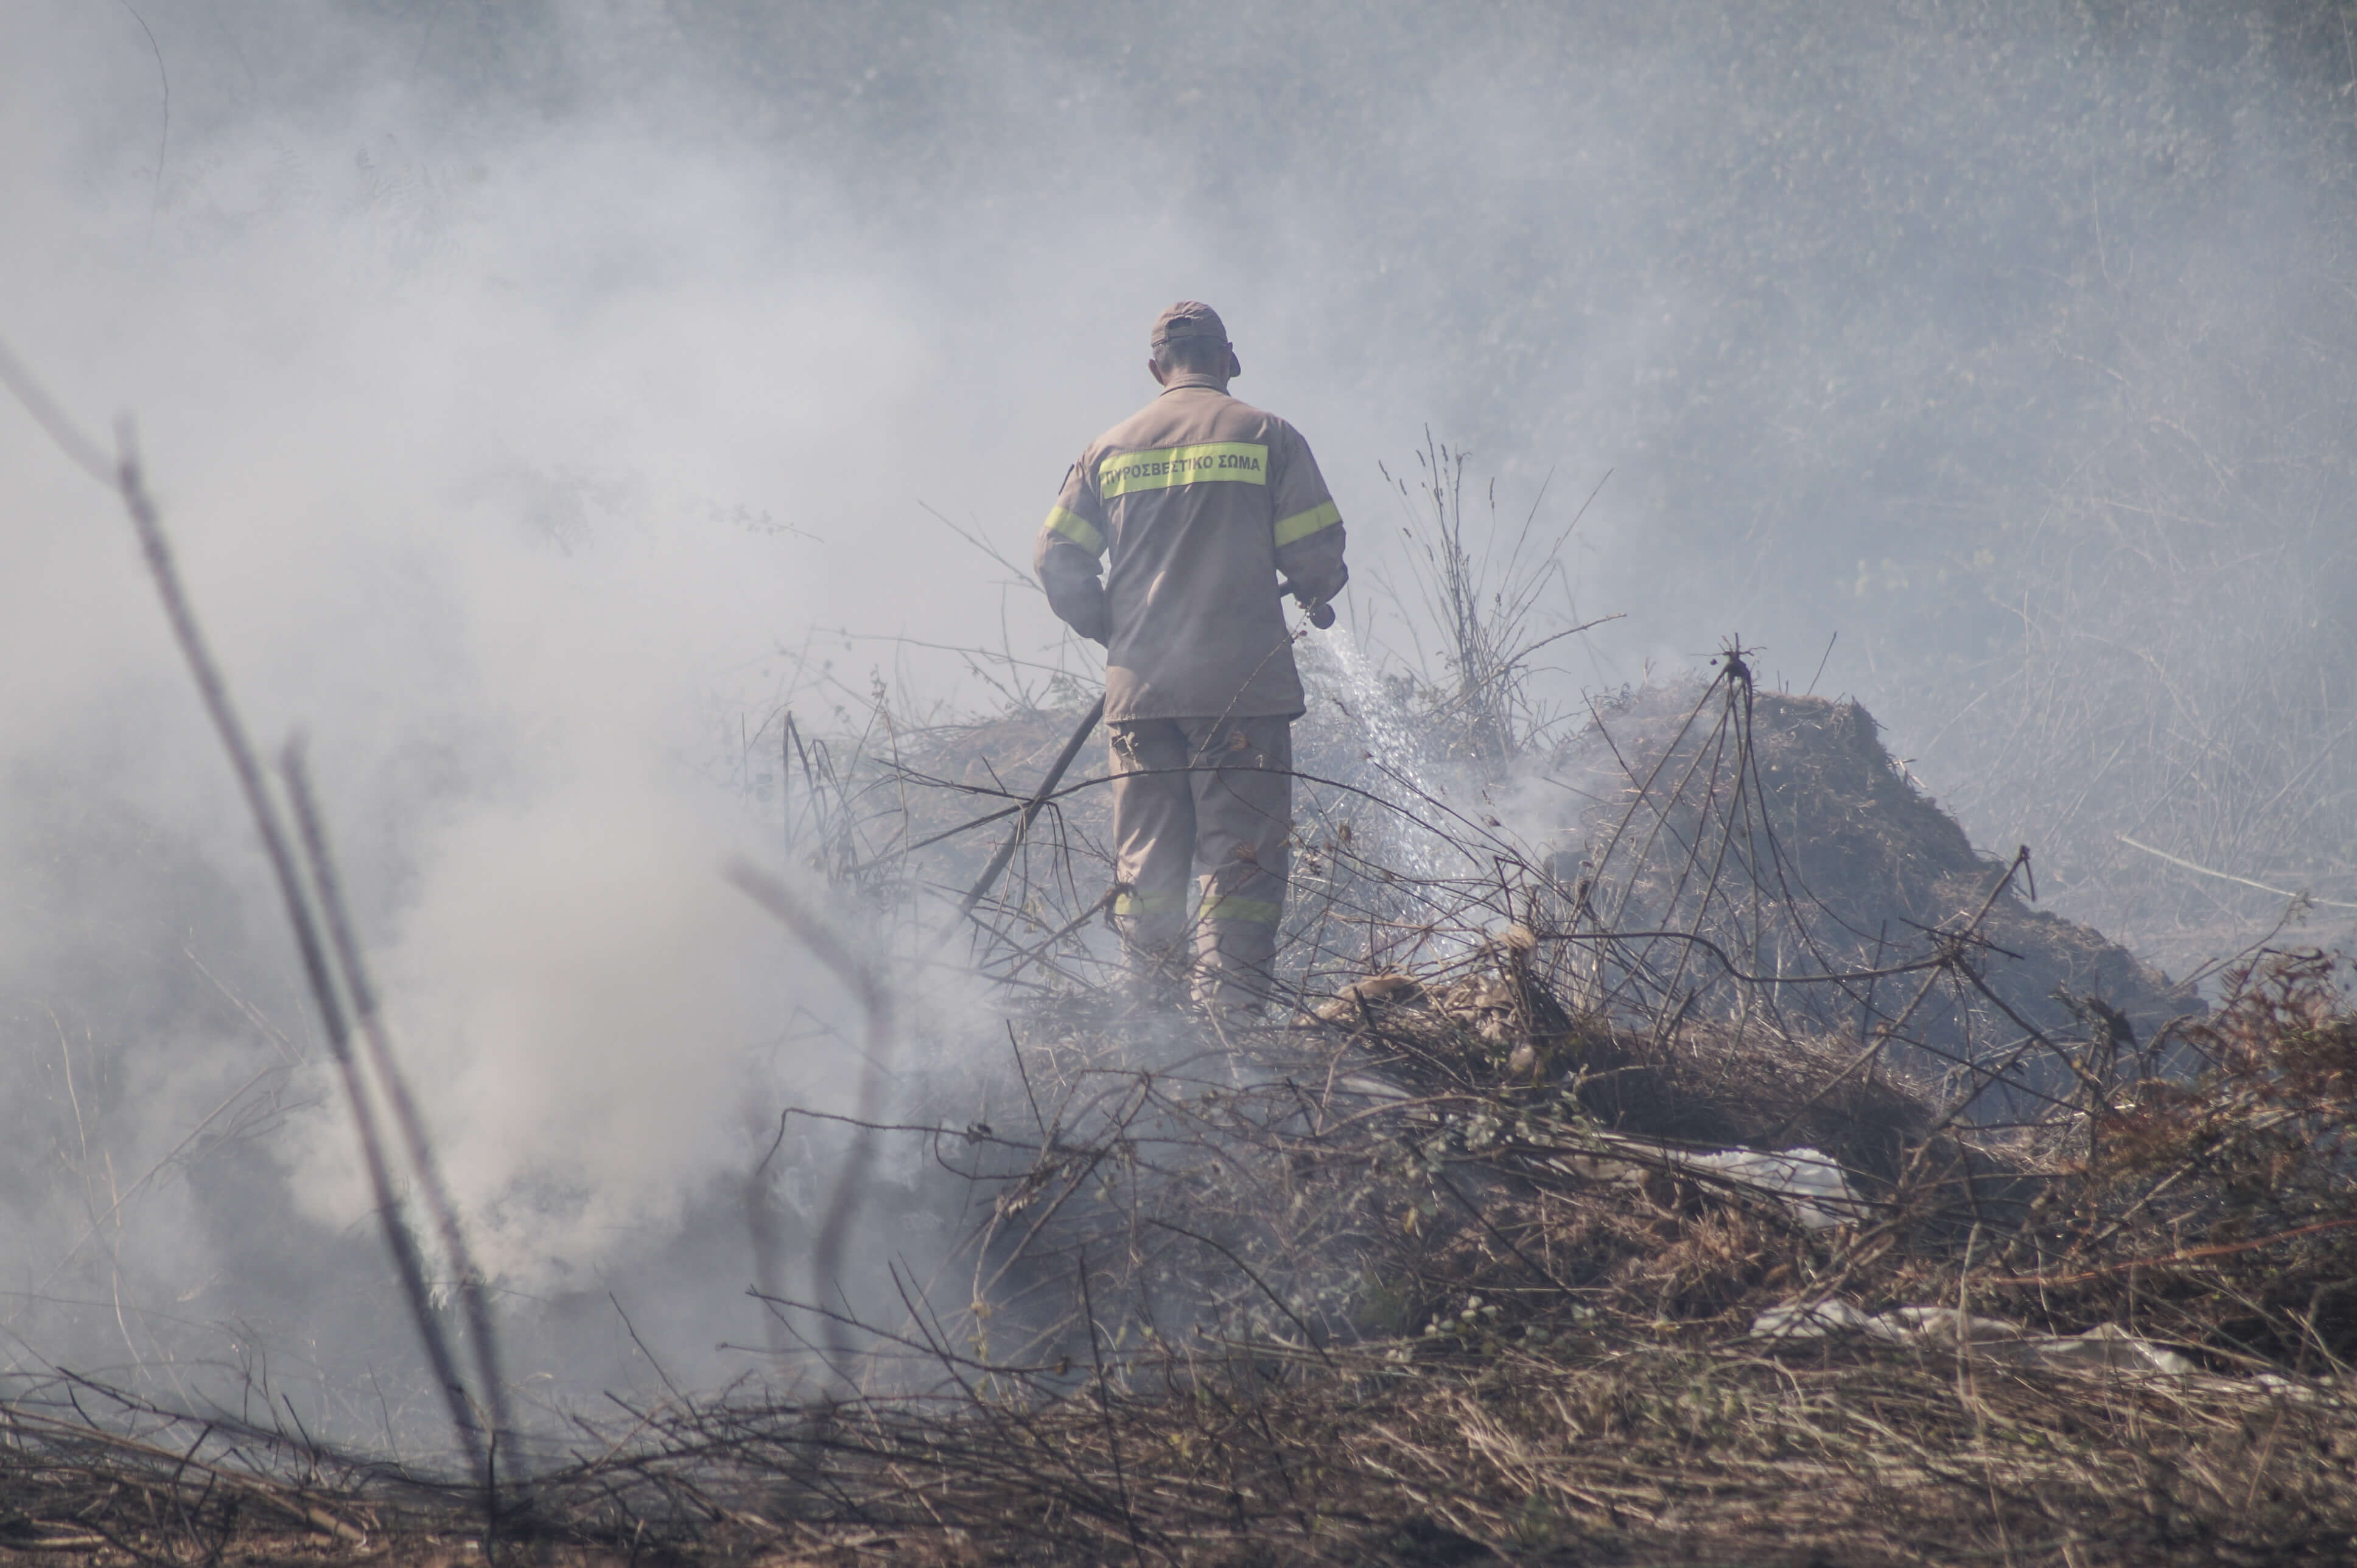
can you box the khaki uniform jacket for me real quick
[1034,374,1348,723]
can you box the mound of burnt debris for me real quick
[1533,677,2204,1121]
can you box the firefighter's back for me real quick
[1083,382,1313,721]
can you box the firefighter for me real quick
[1033,302,1349,1012]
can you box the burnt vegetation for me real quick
[2,641,2353,1566]
[10,417,2351,1568]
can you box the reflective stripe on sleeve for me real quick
[1044,505,1105,554]
[1198,893,1282,925]
[1099,441,1270,499]
[1273,499,1341,547]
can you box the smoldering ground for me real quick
[2,0,2355,1463]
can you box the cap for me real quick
[1149,300,1228,349]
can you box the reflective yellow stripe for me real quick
[1273,499,1340,547]
[1114,889,1185,917]
[1044,505,1104,555]
[1199,893,1281,925]
[1099,441,1269,499]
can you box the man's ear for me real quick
[1148,357,1170,386]
[1227,347,1242,379]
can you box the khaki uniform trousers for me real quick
[1107,715,1292,1012]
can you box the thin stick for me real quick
[725,859,896,1383]
[948,697,1106,940]
[37,439,484,1473]
[2115,833,2357,910]
[281,740,514,1449]
[0,356,489,1475]
[1804,631,1838,697]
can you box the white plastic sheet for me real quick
[1751,1299,2197,1375]
[1675,1147,1868,1231]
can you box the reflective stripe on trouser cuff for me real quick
[1045,505,1105,554]
[1114,889,1186,917]
[1198,893,1281,925]
[1273,499,1341,547]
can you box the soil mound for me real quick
[1539,679,2202,1116]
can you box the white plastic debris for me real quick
[1675,1146,1867,1230]
[1749,1299,2198,1375]
[1874,1305,2047,1346]
[2017,1321,2196,1375]
[1750,1300,1882,1340]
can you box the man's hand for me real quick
[1278,577,1337,629]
